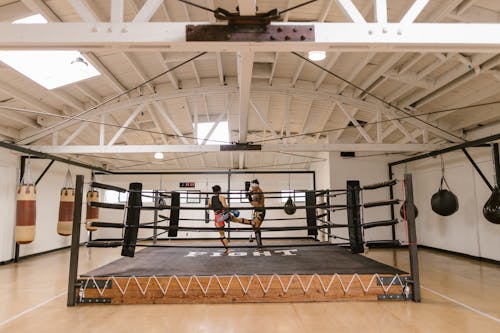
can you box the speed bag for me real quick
[284,196,296,215]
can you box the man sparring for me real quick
[207,185,231,254]
[230,179,266,248]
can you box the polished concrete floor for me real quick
[0,244,499,333]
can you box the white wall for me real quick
[0,149,19,262]
[0,147,92,262]
[95,171,315,241]
[393,148,500,261]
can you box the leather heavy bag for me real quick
[85,190,99,231]
[399,201,419,219]
[57,187,75,236]
[431,176,459,216]
[483,186,500,224]
[15,183,36,244]
[284,196,296,215]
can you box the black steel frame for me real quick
[387,132,500,241]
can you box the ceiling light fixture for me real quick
[308,51,326,61]
[154,152,164,160]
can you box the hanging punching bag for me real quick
[15,183,36,244]
[431,176,459,216]
[85,190,99,231]
[399,201,419,219]
[483,187,500,224]
[57,170,75,236]
[57,187,75,236]
[284,196,296,215]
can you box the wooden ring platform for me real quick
[77,245,409,304]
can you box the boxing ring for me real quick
[67,174,419,305]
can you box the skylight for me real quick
[0,15,100,90]
[197,121,229,145]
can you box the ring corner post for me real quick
[404,173,421,302]
[67,174,84,307]
[346,180,363,254]
[122,182,143,257]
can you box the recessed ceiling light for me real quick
[154,152,164,160]
[308,51,326,61]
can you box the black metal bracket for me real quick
[186,24,314,42]
[378,294,410,301]
[462,148,494,191]
[78,298,111,304]
[220,143,262,151]
[35,160,55,186]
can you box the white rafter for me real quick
[108,103,146,146]
[249,99,279,140]
[335,0,366,23]
[336,102,374,143]
[132,0,164,22]
[26,143,444,154]
[111,0,124,23]
[374,0,387,23]
[400,0,429,23]
[237,51,254,143]
[152,101,189,144]
[62,122,90,146]
[67,0,98,22]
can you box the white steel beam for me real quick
[107,103,146,145]
[152,101,189,144]
[21,0,59,21]
[68,0,99,22]
[133,0,164,22]
[335,0,366,23]
[291,59,306,87]
[27,143,444,154]
[314,53,340,90]
[63,122,90,146]
[374,0,387,23]
[336,102,374,143]
[249,99,279,139]
[111,0,124,23]
[99,113,105,145]
[400,0,429,23]
[237,51,254,143]
[201,112,225,145]
[4,22,500,52]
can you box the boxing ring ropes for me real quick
[66,174,420,305]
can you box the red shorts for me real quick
[214,212,228,228]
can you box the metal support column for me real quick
[67,175,84,306]
[326,190,332,242]
[388,164,396,241]
[493,143,500,186]
[14,156,26,262]
[227,169,231,242]
[153,190,159,244]
[404,173,420,302]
